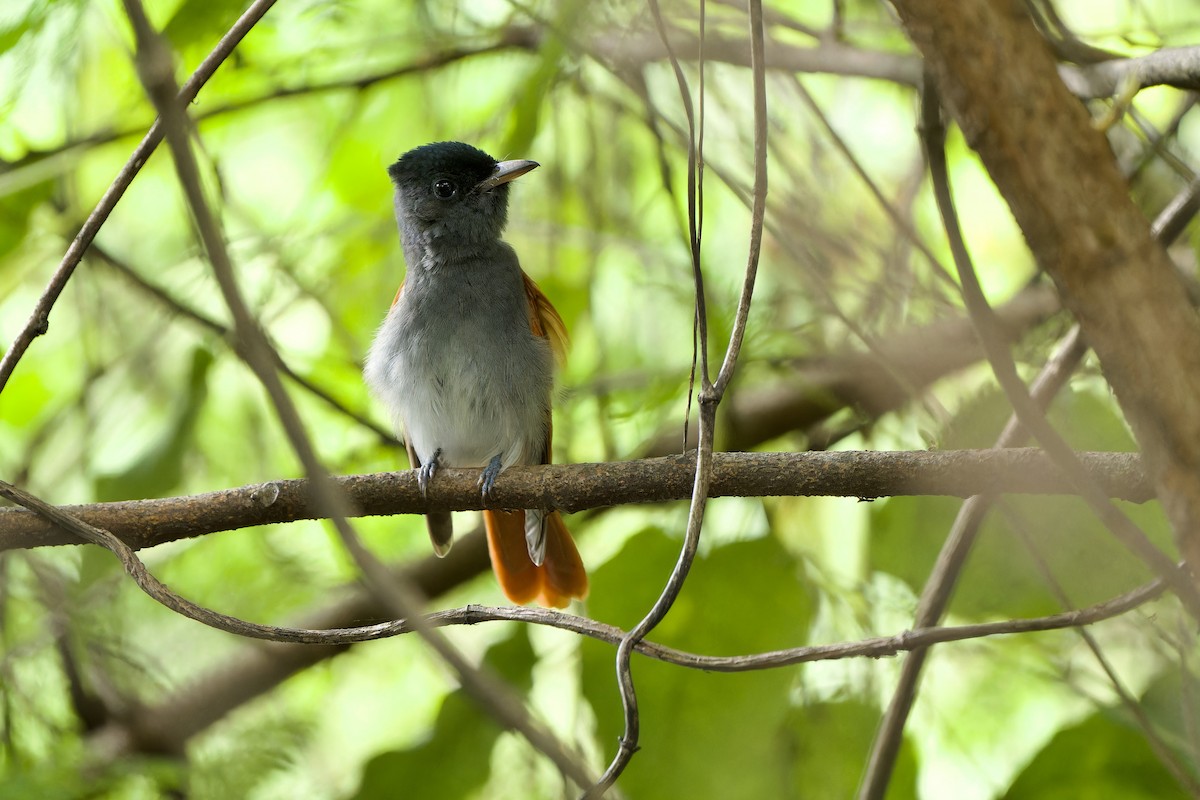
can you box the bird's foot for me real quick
[418,448,442,497]
[480,454,503,502]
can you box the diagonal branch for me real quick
[0,0,279,394]
[119,0,594,787]
[89,242,397,444]
[891,0,1200,591]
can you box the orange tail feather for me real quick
[483,509,588,608]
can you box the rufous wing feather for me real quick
[523,272,568,365]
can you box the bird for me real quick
[364,141,588,608]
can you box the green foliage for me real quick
[0,0,83,60]
[1,1,1196,799]
[162,0,249,52]
[0,752,183,800]
[189,708,311,800]
[0,180,52,260]
[1135,665,1200,768]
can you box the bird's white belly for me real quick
[399,370,533,469]
[364,302,550,471]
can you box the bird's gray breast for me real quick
[365,249,553,469]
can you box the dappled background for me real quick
[2,0,1200,798]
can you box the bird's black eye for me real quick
[433,179,456,199]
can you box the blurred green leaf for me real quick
[0,754,182,800]
[0,0,54,57]
[0,180,53,260]
[94,347,213,502]
[353,628,537,800]
[162,0,248,51]
[870,387,1166,618]
[1135,665,1200,768]
[1003,712,1190,799]
[581,527,815,799]
[786,701,919,800]
[499,4,589,157]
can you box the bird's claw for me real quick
[479,454,503,502]
[418,448,442,497]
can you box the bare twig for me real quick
[0,479,384,645]
[1025,0,1120,64]
[439,579,1164,669]
[711,0,767,398]
[1059,45,1200,99]
[594,68,968,423]
[589,0,713,792]
[590,0,710,791]
[0,0,278,395]
[0,449,1156,552]
[786,76,958,289]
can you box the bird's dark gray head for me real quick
[387,141,538,246]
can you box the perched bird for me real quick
[364,141,588,608]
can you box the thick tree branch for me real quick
[922,77,1199,616]
[597,29,1200,100]
[592,28,923,85]
[0,450,1153,551]
[891,0,1200,575]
